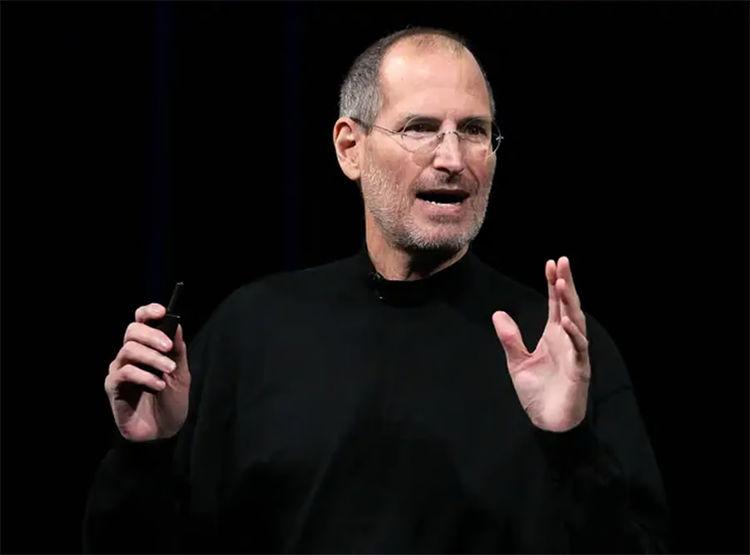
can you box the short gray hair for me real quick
[338,26,496,129]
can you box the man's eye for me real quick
[404,123,435,134]
[463,124,489,136]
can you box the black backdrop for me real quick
[3,2,748,554]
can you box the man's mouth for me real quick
[416,190,470,206]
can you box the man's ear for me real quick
[333,117,363,181]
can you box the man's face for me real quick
[359,42,497,253]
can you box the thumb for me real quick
[492,311,529,367]
[171,324,189,368]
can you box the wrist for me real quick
[533,417,600,477]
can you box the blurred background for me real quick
[2,1,747,553]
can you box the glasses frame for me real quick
[351,115,504,159]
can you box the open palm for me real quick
[492,257,591,432]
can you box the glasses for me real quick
[352,115,504,159]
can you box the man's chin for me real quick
[407,202,486,251]
[402,227,474,253]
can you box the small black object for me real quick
[152,281,184,341]
[141,282,184,379]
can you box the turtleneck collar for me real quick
[355,241,475,307]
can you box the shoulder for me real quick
[185,254,357,368]
[467,252,550,329]
[201,253,359,329]
[470,253,548,307]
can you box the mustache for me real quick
[414,173,476,193]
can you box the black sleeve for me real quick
[82,292,237,554]
[533,316,670,554]
[81,433,184,554]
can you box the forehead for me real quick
[378,40,491,122]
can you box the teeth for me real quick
[425,200,457,205]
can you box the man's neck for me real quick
[365,223,469,281]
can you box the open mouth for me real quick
[416,190,469,205]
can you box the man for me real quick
[83,27,669,553]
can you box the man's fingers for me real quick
[171,324,188,360]
[562,315,589,356]
[556,278,587,336]
[105,364,167,396]
[113,340,177,375]
[557,257,580,308]
[135,303,166,324]
[546,260,560,323]
[492,311,530,368]
[124,321,173,353]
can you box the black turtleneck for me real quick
[83,246,669,554]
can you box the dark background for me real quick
[3,2,748,553]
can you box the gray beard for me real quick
[360,161,493,254]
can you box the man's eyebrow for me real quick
[396,113,493,127]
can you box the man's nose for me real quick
[432,131,466,175]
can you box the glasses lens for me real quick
[400,118,503,157]
[401,118,439,153]
[457,120,502,159]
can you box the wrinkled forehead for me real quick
[377,41,492,124]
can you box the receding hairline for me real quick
[377,33,489,116]
[390,31,469,55]
[378,32,475,84]
[337,26,496,124]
